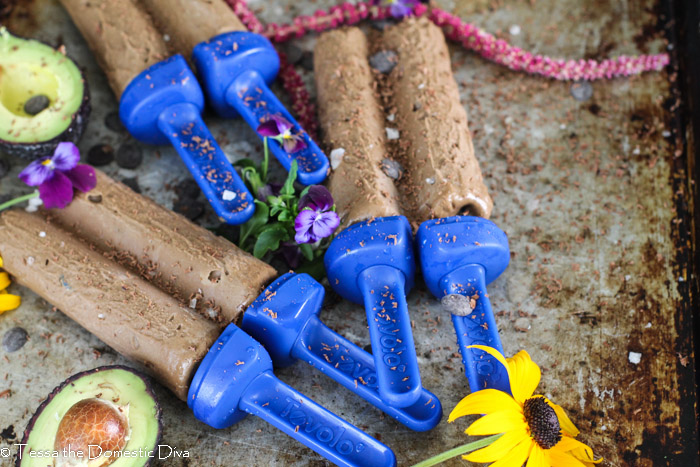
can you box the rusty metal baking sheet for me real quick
[0,0,697,466]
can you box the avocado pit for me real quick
[54,398,130,467]
[18,366,161,467]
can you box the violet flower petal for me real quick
[283,136,307,154]
[18,159,54,186]
[310,211,340,239]
[64,164,97,192]
[257,119,282,137]
[38,171,74,209]
[280,241,302,269]
[299,185,334,212]
[271,115,293,134]
[294,209,318,244]
[51,142,80,171]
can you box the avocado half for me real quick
[17,366,162,467]
[0,27,90,159]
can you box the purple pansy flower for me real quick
[372,0,417,18]
[18,142,96,209]
[294,185,340,244]
[257,115,307,154]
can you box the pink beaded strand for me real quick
[228,0,669,81]
[226,0,669,141]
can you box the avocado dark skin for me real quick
[0,29,91,160]
[17,365,162,467]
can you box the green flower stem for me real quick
[261,136,269,182]
[0,191,39,212]
[410,434,503,467]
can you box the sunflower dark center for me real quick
[523,396,562,449]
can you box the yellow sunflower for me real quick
[448,345,601,467]
[0,255,21,314]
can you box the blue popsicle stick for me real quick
[416,216,511,394]
[192,31,329,186]
[120,55,254,224]
[325,216,423,409]
[241,272,442,432]
[189,323,396,467]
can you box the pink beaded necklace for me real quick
[225,0,670,138]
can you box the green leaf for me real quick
[233,158,257,169]
[298,185,311,199]
[239,200,269,247]
[280,160,298,196]
[278,210,293,222]
[296,255,327,281]
[299,243,314,261]
[253,225,289,259]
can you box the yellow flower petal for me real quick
[0,255,4,267]
[549,448,589,467]
[557,436,602,464]
[468,345,514,392]
[552,402,580,437]
[465,427,529,463]
[490,437,533,467]
[526,444,547,467]
[0,293,21,312]
[466,409,526,436]
[507,350,541,403]
[449,389,522,422]
[0,272,11,290]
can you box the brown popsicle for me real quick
[382,17,494,220]
[0,210,220,400]
[314,28,402,229]
[50,169,277,325]
[139,0,246,56]
[58,0,169,98]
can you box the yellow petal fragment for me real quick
[507,350,541,403]
[0,272,11,290]
[549,449,589,467]
[465,409,526,436]
[557,436,602,464]
[0,293,21,312]
[468,345,513,393]
[552,403,580,437]
[490,437,533,467]
[525,444,547,467]
[449,389,522,422]
[0,255,4,267]
[465,427,529,463]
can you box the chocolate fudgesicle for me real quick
[0,210,220,400]
[140,0,246,56]
[58,0,169,98]
[51,170,277,325]
[382,17,493,220]
[314,28,402,228]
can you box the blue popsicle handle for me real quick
[156,102,254,224]
[240,371,396,467]
[358,265,422,408]
[294,315,442,432]
[442,264,510,393]
[224,70,329,185]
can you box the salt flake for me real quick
[628,351,642,364]
[330,148,345,170]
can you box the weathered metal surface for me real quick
[0,0,696,466]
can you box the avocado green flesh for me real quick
[20,368,160,467]
[0,27,85,144]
